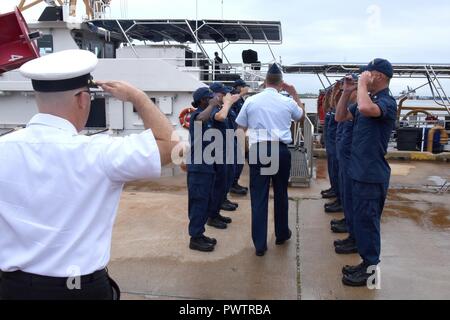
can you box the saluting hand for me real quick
[208,96,220,107]
[282,82,298,97]
[358,71,374,88]
[343,76,358,93]
[223,93,241,106]
[240,86,250,96]
[96,80,147,104]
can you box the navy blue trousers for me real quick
[249,143,291,252]
[233,141,245,185]
[233,163,244,185]
[187,172,215,238]
[225,164,235,199]
[352,179,389,266]
[208,164,228,219]
[339,161,355,240]
[329,152,340,199]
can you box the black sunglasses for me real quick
[75,90,95,101]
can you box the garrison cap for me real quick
[267,63,283,75]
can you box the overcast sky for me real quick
[1,0,450,94]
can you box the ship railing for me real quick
[120,56,276,89]
[289,115,314,187]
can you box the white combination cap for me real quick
[19,49,98,92]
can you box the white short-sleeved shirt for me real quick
[0,113,161,277]
[235,88,303,145]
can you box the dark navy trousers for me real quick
[352,179,389,266]
[249,143,291,252]
[187,172,215,238]
[328,152,340,198]
[208,164,228,219]
[339,161,355,240]
[225,163,235,199]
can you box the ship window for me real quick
[86,98,106,128]
[37,34,53,55]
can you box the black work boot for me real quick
[322,190,337,199]
[189,237,215,252]
[331,222,348,234]
[342,262,366,276]
[325,202,343,213]
[230,184,248,196]
[221,201,237,212]
[217,214,232,224]
[335,241,358,254]
[342,265,376,287]
[334,236,354,247]
[207,217,228,229]
[203,235,217,245]
[275,229,292,245]
[321,187,332,195]
[223,198,238,208]
[325,199,339,209]
[330,218,346,226]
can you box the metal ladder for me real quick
[424,65,450,116]
[289,117,314,188]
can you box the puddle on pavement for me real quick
[383,189,450,230]
[315,160,328,180]
[390,164,416,176]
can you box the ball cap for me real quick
[209,82,233,94]
[193,87,214,103]
[233,79,249,88]
[19,49,98,92]
[361,58,393,79]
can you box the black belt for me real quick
[1,269,108,286]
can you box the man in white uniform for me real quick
[0,50,177,300]
[236,64,304,256]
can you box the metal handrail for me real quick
[303,115,315,179]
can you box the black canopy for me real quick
[88,19,282,44]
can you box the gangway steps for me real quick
[289,146,310,188]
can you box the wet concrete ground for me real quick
[109,160,450,300]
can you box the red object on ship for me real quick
[0,7,40,75]
[317,90,326,127]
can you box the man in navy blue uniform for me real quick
[230,79,250,196]
[324,82,343,213]
[335,59,397,286]
[321,89,335,198]
[333,88,358,252]
[187,87,221,252]
[236,64,304,256]
[207,83,240,229]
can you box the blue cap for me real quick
[361,58,393,78]
[209,82,232,94]
[193,87,214,103]
[267,63,282,75]
[233,79,249,88]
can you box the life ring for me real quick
[179,107,196,129]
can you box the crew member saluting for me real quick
[335,58,397,287]
[0,50,176,300]
[236,64,304,256]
